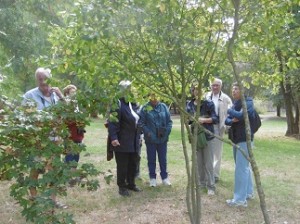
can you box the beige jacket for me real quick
[206,91,232,136]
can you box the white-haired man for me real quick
[206,78,232,183]
[23,67,64,109]
[23,67,66,208]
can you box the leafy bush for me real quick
[0,95,103,223]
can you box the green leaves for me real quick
[287,57,299,69]
[0,95,100,223]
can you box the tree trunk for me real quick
[280,81,299,136]
[277,49,299,136]
[295,102,299,135]
[276,105,281,117]
[227,1,270,223]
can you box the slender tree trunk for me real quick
[297,99,300,138]
[295,102,299,135]
[179,98,201,224]
[227,1,270,223]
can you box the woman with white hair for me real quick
[108,80,142,196]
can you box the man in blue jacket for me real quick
[225,83,255,207]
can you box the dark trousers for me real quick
[146,142,168,180]
[114,152,139,189]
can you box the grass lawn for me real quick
[0,113,299,223]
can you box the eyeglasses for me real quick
[211,84,220,87]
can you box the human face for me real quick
[193,88,199,99]
[37,74,51,96]
[211,81,222,95]
[149,93,159,105]
[68,88,77,97]
[231,85,241,100]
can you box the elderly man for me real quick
[23,67,64,109]
[23,67,66,208]
[206,78,232,183]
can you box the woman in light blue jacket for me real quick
[138,93,172,187]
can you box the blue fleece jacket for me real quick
[138,101,172,144]
[225,97,255,144]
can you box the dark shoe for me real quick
[126,185,142,192]
[119,188,130,196]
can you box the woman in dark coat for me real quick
[108,80,141,196]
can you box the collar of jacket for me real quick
[210,91,223,101]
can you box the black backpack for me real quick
[250,110,261,133]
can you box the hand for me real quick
[51,87,64,99]
[198,117,206,124]
[232,117,239,123]
[111,139,120,147]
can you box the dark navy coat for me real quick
[108,98,141,153]
[186,98,219,141]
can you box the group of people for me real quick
[23,68,84,208]
[107,81,173,196]
[23,67,257,208]
[187,78,232,196]
[187,78,256,207]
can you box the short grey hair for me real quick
[35,67,52,79]
[211,78,222,86]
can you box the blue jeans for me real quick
[146,142,168,180]
[233,142,254,202]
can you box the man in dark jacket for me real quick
[225,83,255,207]
[108,80,142,196]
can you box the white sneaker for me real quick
[226,199,247,207]
[150,178,157,187]
[246,194,255,200]
[162,178,171,186]
[207,189,215,196]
